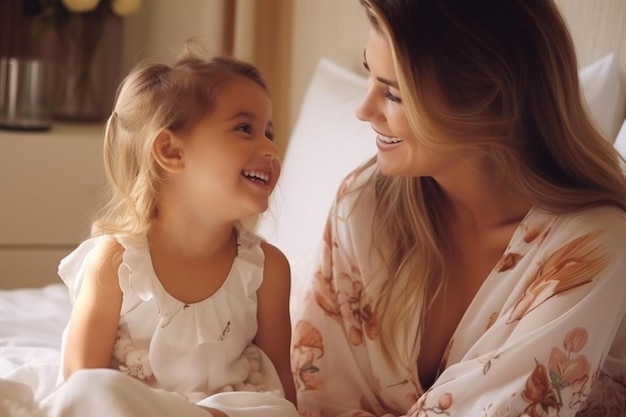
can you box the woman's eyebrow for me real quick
[363,49,400,89]
[376,76,399,89]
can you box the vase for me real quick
[52,14,122,122]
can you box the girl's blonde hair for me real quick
[358,0,626,371]
[92,45,268,237]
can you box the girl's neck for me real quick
[147,213,237,260]
[146,214,239,305]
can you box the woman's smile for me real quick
[376,132,403,150]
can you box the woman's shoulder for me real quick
[533,205,626,254]
[336,160,377,198]
[553,205,626,233]
[331,160,378,216]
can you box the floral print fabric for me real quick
[291,165,626,417]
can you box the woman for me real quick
[291,0,626,416]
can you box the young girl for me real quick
[49,48,298,417]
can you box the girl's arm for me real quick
[255,242,297,406]
[63,238,124,379]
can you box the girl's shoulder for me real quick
[58,234,126,302]
[259,240,290,280]
[238,223,290,280]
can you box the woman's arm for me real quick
[63,238,124,379]
[291,168,409,417]
[256,242,297,405]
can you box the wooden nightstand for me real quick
[0,123,106,288]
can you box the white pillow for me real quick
[255,58,373,303]
[579,53,625,143]
[614,118,626,159]
[257,58,373,259]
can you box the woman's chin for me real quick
[377,158,407,177]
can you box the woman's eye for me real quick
[384,91,402,104]
[236,124,252,134]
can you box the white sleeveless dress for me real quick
[57,225,282,402]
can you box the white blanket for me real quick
[0,284,70,417]
[0,284,70,378]
[0,284,300,417]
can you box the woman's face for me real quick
[356,28,454,178]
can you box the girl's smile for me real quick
[241,167,274,191]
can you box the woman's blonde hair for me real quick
[92,45,268,237]
[358,0,626,371]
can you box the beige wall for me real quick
[289,1,369,129]
[120,1,227,76]
[118,0,295,155]
[117,0,626,154]
[556,0,626,86]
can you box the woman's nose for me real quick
[355,84,377,122]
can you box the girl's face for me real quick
[356,28,453,178]
[176,77,279,221]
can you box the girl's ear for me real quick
[153,130,184,173]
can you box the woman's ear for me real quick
[153,130,184,173]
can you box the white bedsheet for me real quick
[0,284,70,379]
[0,284,301,417]
[0,284,69,416]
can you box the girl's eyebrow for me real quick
[363,49,400,89]
[227,112,273,129]
[227,111,258,121]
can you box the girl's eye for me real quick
[384,91,402,104]
[265,130,275,141]
[236,124,252,134]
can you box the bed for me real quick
[1,0,625,415]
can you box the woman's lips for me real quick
[376,133,403,150]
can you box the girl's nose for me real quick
[261,136,279,159]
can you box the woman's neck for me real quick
[434,161,532,233]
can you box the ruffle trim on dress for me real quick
[115,224,265,351]
[57,236,110,304]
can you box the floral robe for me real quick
[291,164,626,417]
